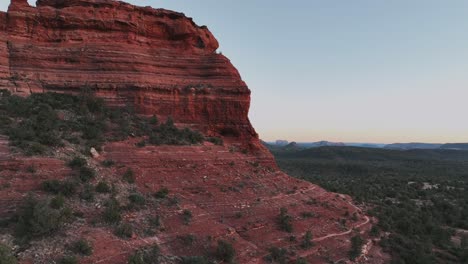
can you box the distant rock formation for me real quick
[384,143,443,150]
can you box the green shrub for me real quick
[147,118,204,146]
[154,187,169,199]
[265,247,288,264]
[80,184,95,201]
[78,167,95,182]
[102,198,121,224]
[180,256,211,264]
[58,255,78,264]
[15,196,72,241]
[215,240,236,263]
[278,207,293,233]
[123,169,135,184]
[42,180,76,197]
[148,216,162,228]
[182,210,192,225]
[149,115,158,125]
[301,231,313,249]
[68,157,87,169]
[95,181,111,193]
[300,212,314,218]
[50,195,65,209]
[178,234,196,246]
[0,243,17,264]
[295,258,308,264]
[128,193,146,207]
[128,245,160,264]
[349,235,364,260]
[70,239,93,256]
[101,159,115,167]
[114,223,133,238]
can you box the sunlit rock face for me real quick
[0,0,258,146]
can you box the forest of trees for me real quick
[270,146,468,263]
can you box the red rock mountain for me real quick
[0,1,386,263]
[1,0,256,145]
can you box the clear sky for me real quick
[2,1,468,143]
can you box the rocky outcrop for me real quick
[0,0,256,144]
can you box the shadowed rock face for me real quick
[0,0,257,145]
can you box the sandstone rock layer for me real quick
[0,0,256,143]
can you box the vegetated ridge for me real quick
[272,146,468,264]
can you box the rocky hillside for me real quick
[0,1,383,263]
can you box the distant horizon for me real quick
[263,139,461,145]
[2,1,468,143]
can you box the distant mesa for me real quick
[275,139,289,146]
[384,143,443,150]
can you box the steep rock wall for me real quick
[1,0,257,144]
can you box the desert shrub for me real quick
[80,184,95,201]
[278,207,293,233]
[154,187,169,199]
[215,240,236,263]
[15,196,72,241]
[149,115,158,125]
[178,234,196,246]
[370,225,380,237]
[50,195,65,209]
[148,216,162,228]
[301,231,313,249]
[68,157,87,169]
[215,240,235,263]
[78,166,95,182]
[349,235,364,260]
[0,92,207,157]
[180,256,211,264]
[101,159,115,167]
[294,258,308,264]
[300,212,314,218]
[182,210,192,225]
[147,118,204,146]
[123,168,135,183]
[95,181,111,193]
[42,180,76,197]
[127,245,160,264]
[265,247,288,264]
[70,239,93,256]
[114,223,133,239]
[0,243,17,264]
[58,255,78,264]
[102,198,121,224]
[128,193,146,207]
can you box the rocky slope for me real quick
[0,1,385,263]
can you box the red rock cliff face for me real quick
[0,0,256,144]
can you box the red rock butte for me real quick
[0,1,387,263]
[0,0,257,146]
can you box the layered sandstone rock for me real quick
[1,0,255,143]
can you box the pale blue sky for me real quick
[2,1,468,143]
